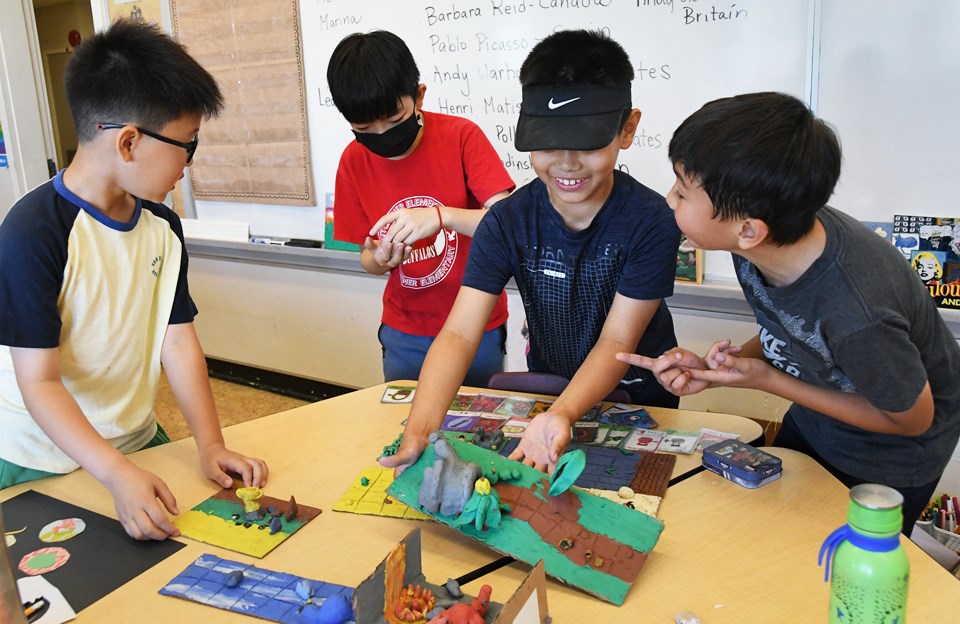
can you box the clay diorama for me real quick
[333,466,431,521]
[173,487,322,558]
[388,433,664,605]
[160,529,548,624]
[352,529,549,624]
[160,553,355,623]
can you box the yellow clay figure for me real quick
[237,487,263,513]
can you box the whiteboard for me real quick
[817,0,960,227]
[195,0,812,281]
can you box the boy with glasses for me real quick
[0,20,267,540]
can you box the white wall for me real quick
[188,255,793,422]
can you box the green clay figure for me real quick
[453,478,506,532]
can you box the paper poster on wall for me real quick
[108,0,163,26]
[0,122,7,168]
[172,0,314,206]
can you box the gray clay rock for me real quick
[418,433,481,516]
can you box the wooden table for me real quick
[3,383,958,622]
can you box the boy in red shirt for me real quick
[327,31,514,385]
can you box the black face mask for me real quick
[352,111,422,158]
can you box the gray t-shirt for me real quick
[734,206,960,487]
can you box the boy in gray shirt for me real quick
[620,92,960,533]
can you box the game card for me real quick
[657,429,702,454]
[500,416,532,438]
[449,393,477,410]
[622,429,666,452]
[527,400,554,418]
[597,424,633,448]
[475,415,508,434]
[493,396,535,417]
[469,393,508,413]
[381,385,416,403]
[697,428,741,451]
[598,405,657,429]
[572,421,600,444]
[441,411,481,432]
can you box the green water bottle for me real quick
[818,484,909,623]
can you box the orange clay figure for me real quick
[426,584,492,624]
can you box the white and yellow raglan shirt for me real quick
[0,171,197,473]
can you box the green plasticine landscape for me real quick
[388,435,664,604]
[174,496,309,558]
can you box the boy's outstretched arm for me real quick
[10,347,180,541]
[371,190,511,246]
[160,323,268,488]
[379,287,500,474]
[686,351,935,436]
[511,294,661,472]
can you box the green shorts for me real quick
[0,424,170,490]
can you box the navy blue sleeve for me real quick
[462,206,515,296]
[0,187,71,347]
[142,202,198,324]
[615,182,681,301]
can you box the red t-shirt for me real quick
[334,111,513,336]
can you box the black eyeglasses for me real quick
[96,123,199,164]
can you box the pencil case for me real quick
[702,440,782,488]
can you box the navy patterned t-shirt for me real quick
[464,171,680,400]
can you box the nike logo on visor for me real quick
[547,96,581,109]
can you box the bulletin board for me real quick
[172,0,314,206]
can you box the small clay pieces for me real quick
[419,432,482,516]
[548,449,587,496]
[675,611,702,624]
[444,578,464,599]
[360,476,370,487]
[618,486,635,499]
[472,428,505,451]
[391,583,436,622]
[558,538,574,550]
[425,584,492,624]
[381,433,403,458]
[295,578,315,601]
[224,569,244,587]
[285,496,299,522]
[269,516,283,535]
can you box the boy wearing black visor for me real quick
[327,31,514,386]
[381,30,681,475]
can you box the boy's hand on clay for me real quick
[370,207,443,246]
[379,435,428,477]
[508,412,570,474]
[364,237,411,269]
[618,348,710,396]
[200,442,268,489]
[103,462,180,541]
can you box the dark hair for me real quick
[669,92,841,246]
[519,30,634,88]
[327,31,420,124]
[66,19,223,142]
